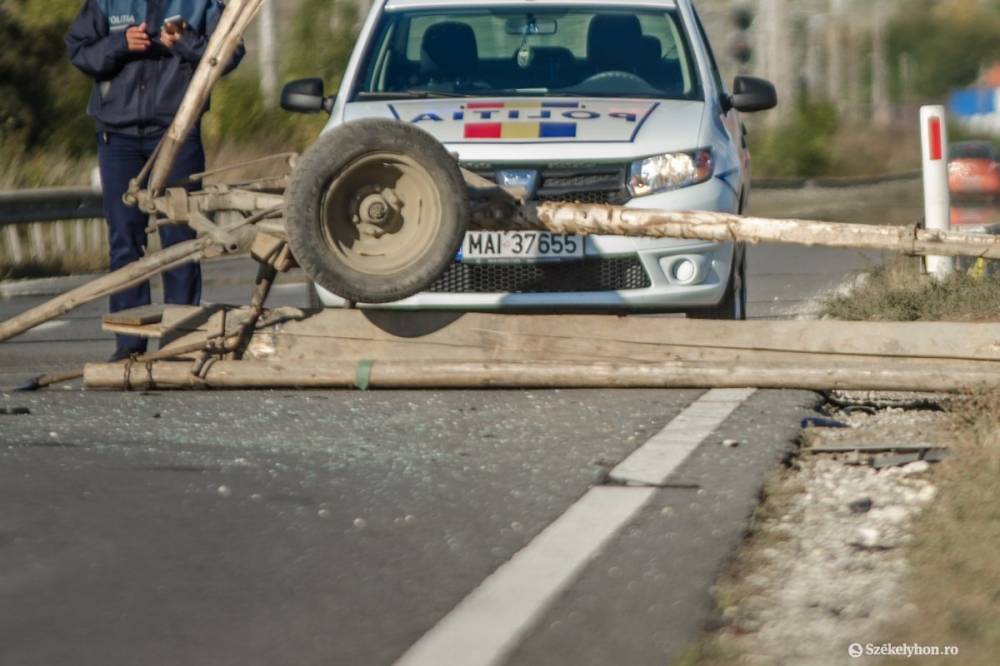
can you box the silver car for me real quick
[283,0,776,318]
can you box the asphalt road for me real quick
[0,237,880,666]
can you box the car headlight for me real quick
[627,149,714,197]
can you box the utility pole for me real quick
[803,14,825,103]
[871,0,892,126]
[844,1,865,120]
[826,0,846,112]
[258,0,279,107]
[761,0,794,124]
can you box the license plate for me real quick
[460,231,584,263]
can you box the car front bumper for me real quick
[315,177,741,312]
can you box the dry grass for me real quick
[877,394,1000,665]
[0,253,106,282]
[823,256,1000,322]
[827,123,921,178]
[0,147,96,190]
[824,261,1000,661]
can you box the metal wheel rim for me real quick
[320,152,443,276]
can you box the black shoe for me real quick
[108,348,142,363]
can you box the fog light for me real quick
[672,259,698,284]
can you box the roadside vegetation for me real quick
[822,257,1000,322]
[749,103,923,179]
[750,0,1000,178]
[0,254,106,282]
[681,393,1000,666]
[875,393,1000,665]
[824,255,1000,664]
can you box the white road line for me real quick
[393,388,757,666]
[26,320,71,334]
[395,486,656,666]
[610,388,757,486]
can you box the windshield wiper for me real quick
[356,91,473,100]
[479,88,551,96]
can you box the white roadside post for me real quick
[920,105,955,279]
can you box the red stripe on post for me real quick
[929,116,943,161]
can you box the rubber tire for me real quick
[688,244,747,321]
[285,119,467,304]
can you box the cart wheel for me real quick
[286,119,467,304]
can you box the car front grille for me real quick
[470,164,631,205]
[427,257,651,293]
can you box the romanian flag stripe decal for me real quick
[465,101,580,110]
[464,122,578,139]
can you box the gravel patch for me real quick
[705,404,944,665]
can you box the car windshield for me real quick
[355,7,702,101]
[950,142,998,160]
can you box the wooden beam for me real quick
[0,237,216,343]
[83,358,1000,392]
[532,203,1000,260]
[146,0,265,195]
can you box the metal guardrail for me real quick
[752,170,923,190]
[0,187,104,226]
[0,187,106,267]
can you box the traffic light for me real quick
[730,6,754,66]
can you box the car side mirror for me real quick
[281,78,334,114]
[729,76,778,113]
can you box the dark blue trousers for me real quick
[98,131,205,354]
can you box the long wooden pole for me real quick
[0,237,214,343]
[84,359,1000,392]
[533,203,1000,260]
[146,0,265,195]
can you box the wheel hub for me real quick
[320,153,442,275]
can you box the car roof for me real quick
[383,0,680,10]
[950,141,998,159]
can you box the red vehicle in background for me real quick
[948,140,1000,198]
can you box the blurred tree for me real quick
[1,1,93,154]
[285,0,359,85]
[204,0,360,151]
[889,0,1000,99]
[752,101,840,177]
[3,0,363,158]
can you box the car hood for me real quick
[339,97,706,162]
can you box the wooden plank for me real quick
[102,322,170,339]
[248,310,1000,363]
[121,308,1000,377]
[101,305,222,340]
[102,305,171,327]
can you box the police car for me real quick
[282,0,776,318]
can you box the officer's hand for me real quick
[159,21,185,49]
[126,23,151,52]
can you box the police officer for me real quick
[66,1,244,361]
